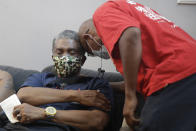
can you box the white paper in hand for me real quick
[0,94,21,123]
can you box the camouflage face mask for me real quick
[52,55,82,78]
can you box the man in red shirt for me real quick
[78,0,196,130]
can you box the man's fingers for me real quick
[80,90,111,111]
[125,115,140,127]
[13,108,20,117]
[14,105,20,110]
[96,99,111,111]
[132,117,140,125]
[96,91,110,104]
[16,114,22,121]
[101,99,111,111]
[19,115,26,123]
[96,103,109,111]
[95,90,111,111]
[130,116,140,126]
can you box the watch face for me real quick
[46,107,56,116]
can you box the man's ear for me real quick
[83,34,90,40]
[81,56,86,66]
[81,34,93,55]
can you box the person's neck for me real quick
[57,75,81,85]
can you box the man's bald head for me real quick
[78,19,102,54]
[78,18,96,37]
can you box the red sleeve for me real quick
[93,1,140,57]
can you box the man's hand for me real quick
[123,94,140,130]
[13,103,45,123]
[77,90,111,111]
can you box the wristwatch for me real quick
[45,106,57,118]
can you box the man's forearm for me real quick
[17,87,79,106]
[17,105,109,131]
[119,27,142,127]
[17,87,111,112]
[119,27,142,97]
[52,110,109,131]
[14,103,109,131]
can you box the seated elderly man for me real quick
[0,30,113,131]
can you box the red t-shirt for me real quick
[93,0,196,96]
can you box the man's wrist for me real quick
[125,89,136,99]
[63,90,79,102]
[38,108,46,120]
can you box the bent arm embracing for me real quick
[13,103,109,131]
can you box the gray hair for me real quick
[52,30,80,49]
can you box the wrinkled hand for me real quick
[13,103,45,123]
[77,90,111,111]
[123,95,140,130]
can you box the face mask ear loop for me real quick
[85,40,94,56]
[85,34,105,78]
[88,34,102,47]
[97,46,105,78]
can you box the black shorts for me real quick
[139,73,196,131]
